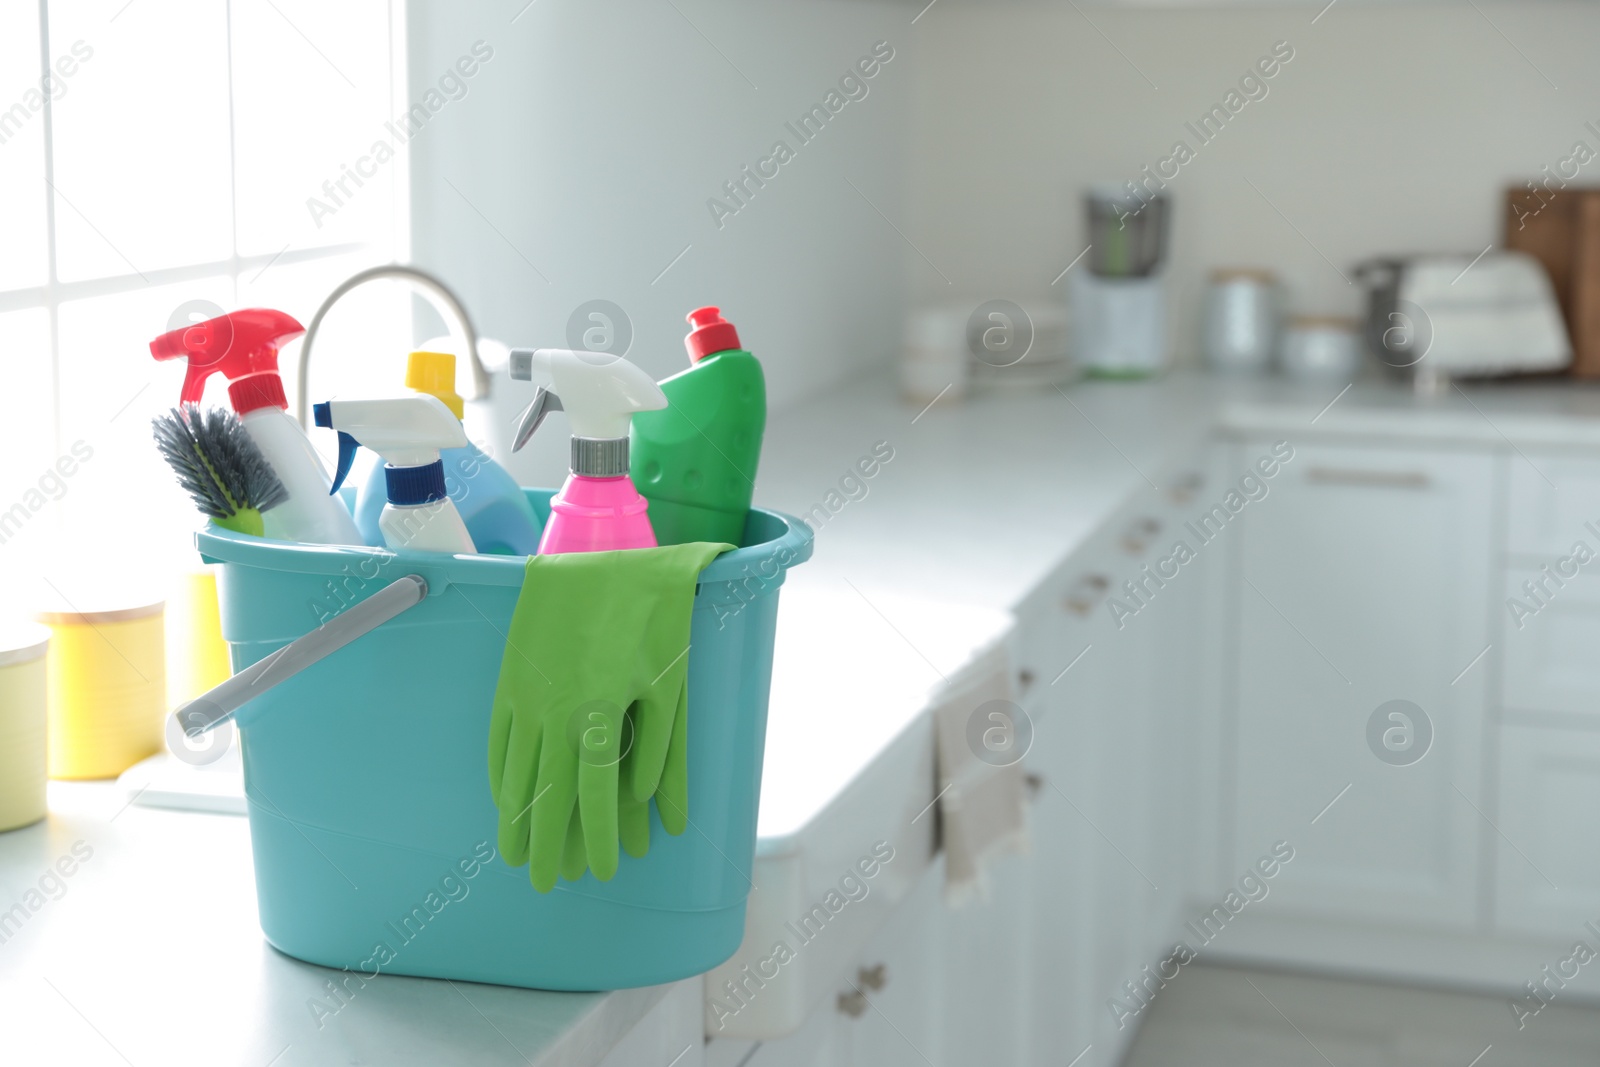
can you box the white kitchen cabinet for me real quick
[1086,614,1155,1065]
[1059,564,1148,1062]
[1505,451,1600,559]
[1015,590,1097,1067]
[840,865,943,1067]
[1501,567,1600,722]
[1140,495,1213,953]
[1005,455,1229,1067]
[935,850,1032,1067]
[1494,724,1600,940]
[728,865,946,1067]
[721,422,1598,1067]
[1187,446,1239,908]
[1022,484,1192,1067]
[722,845,1041,1067]
[1228,440,1494,930]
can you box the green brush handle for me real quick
[214,509,264,538]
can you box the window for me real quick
[0,0,412,603]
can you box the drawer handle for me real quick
[1121,517,1161,554]
[1064,574,1110,615]
[1167,471,1204,504]
[1306,467,1430,489]
[838,989,869,1018]
[1024,772,1045,802]
[1017,668,1036,694]
[857,964,888,991]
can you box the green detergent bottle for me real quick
[630,306,765,546]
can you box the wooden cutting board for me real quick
[1504,186,1600,377]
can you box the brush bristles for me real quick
[152,404,289,521]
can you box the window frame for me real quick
[0,0,410,460]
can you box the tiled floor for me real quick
[1122,964,1600,1067]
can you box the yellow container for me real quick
[0,623,51,832]
[39,601,166,780]
[166,566,233,710]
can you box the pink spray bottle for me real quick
[509,348,668,554]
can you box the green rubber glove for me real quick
[487,543,731,892]
[618,706,653,858]
[560,805,589,884]
[552,687,687,882]
[656,678,691,836]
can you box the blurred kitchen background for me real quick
[6,1,1600,1064]
[11,0,1600,583]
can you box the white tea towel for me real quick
[932,638,1029,907]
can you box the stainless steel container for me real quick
[1202,268,1278,374]
[1280,315,1361,381]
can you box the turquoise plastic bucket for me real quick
[196,490,811,991]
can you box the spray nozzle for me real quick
[511,387,564,452]
[507,348,666,454]
[313,395,468,499]
[150,308,304,411]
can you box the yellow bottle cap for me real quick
[404,351,464,420]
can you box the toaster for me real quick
[1355,251,1571,379]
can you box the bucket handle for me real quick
[174,574,429,736]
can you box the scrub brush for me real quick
[153,404,288,537]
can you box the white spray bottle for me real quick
[509,348,667,554]
[150,308,362,545]
[314,396,477,554]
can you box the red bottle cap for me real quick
[685,306,740,363]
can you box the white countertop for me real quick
[1217,376,1600,449]
[753,372,1223,842]
[5,368,1599,1066]
[0,783,672,1067]
[760,371,1600,624]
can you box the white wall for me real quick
[905,1,1600,363]
[406,2,1600,392]
[405,0,914,434]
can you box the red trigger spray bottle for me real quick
[150,308,361,544]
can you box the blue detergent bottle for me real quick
[354,350,542,554]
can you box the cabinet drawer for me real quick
[1495,724,1600,939]
[1502,568,1600,718]
[1508,453,1600,558]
